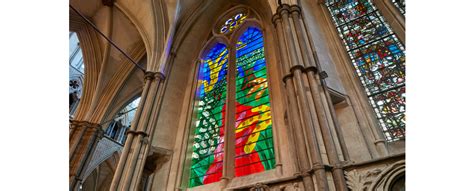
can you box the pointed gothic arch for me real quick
[181,5,284,189]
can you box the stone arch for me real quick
[114,0,169,72]
[164,1,292,189]
[369,160,405,191]
[69,7,102,120]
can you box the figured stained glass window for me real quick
[234,27,275,176]
[220,13,247,34]
[325,0,405,141]
[189,43,229,187]
[392,0,405,15]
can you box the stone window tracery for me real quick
[219,13,247,34]
[187,9,276,188]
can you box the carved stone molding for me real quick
[345,160,405,191]
[250,182,270,191]
[144,71,156,81]
[278,182,302,191]
[369,160,405,191]
[69,120,102,133]
[144,71,166,81]
[345,168,382,191]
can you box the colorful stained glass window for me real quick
[220,13,247,34]
[234,27,275,177]
[392,0,405,15]
[325,0,405,141]
[189,43,229,187]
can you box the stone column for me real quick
[109,71,166,190]
[288,5,349,191]
[273,4,327,191]
[69,120,103,190]
[274,3,351,191]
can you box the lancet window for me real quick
[187,9,275,188]
[325,0,405,141]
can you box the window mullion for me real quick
[222,44,237,181]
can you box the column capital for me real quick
[276,4,291,16]
[144,71,166,81]
[155,72,166,80]
[271,13,281,25]
[82,121,101,130]
[69,120,82,130]
[294,170,312,179]
[144,71,156,81]
[70,120,101,130]
[289,65,305,74]
[126,129,149,137]
[312,163,327,171]
[289,4,302,16]
[304,66,319,74]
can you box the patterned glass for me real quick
[189,43,229,187]
[325,0,405,141]
[234,27,275,176]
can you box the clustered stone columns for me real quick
[109,71,166,191]
[272,4,348,191]
[69,120,103,190]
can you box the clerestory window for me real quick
[186,8,276,188]
[325,0,406,141]
[69,32,85,116]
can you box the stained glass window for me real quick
[325,0,405,141]
[392,0,405,15]
[189,43,229,187]
[188,15,276,188]
[220,13,247,34]
[234,27,275,177]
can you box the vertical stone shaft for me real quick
[273,13,304,172]
[133,74,167,188]
[69,121,103,190]
[222,46,237,186]
[280,6,320,171]
[119,74,160,190]
[291,5,347,191]
[70,121,86,158]
[274,10,310,186]
[109,72,155,190]
[273,4,329,191]
[289,5,348,191]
